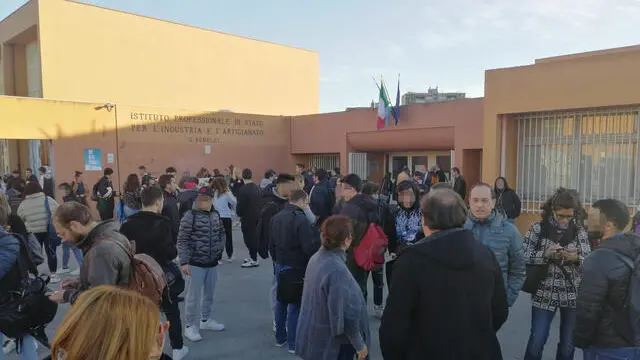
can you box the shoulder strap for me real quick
[10,233,38,277]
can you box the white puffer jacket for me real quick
[17,192,59,234]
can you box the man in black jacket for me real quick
[119,186,188,360]
[159,174,180,235]
[309,168,333,226]
[94,168,115,221]
[451,167,467,201]
[380,187,508,360]
[575,199,640,358]
[237,169,262,268]
[271,189,320,351]
[256,173,296,329]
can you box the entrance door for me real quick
[391,156,408,179]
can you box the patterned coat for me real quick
[523,221,591,312]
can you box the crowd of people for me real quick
[1,162,640,360]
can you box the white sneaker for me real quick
[57,267,71,274]
[2,339,16,355]
[70,268,80,276]
[241,260,259,268]
[184,326,202,342]
[227,256,235,262]
[218,260,224,266]
[49,273,61,284]
[173,346,189,360]
[200,319,225,331]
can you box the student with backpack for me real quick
[338,174,388,301]
[120,186,188,360]
[178,187,226,343]
[575,199,640,359]
[47,202,134,305]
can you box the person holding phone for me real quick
[522,188,590,360]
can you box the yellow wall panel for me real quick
[37,1,319,116]
[0,96,116,139]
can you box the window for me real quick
[309,154,339,172]
[25,42,42,98]
[516,107,640,211]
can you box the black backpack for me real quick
[0,234,58,346]
[91,181,100,201]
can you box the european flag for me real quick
[392,78,400,125]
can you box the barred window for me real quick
[309,154,339,172]
[516,107,640,212]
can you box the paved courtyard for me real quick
[7,228,577,359]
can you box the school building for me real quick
[1,0,640,231]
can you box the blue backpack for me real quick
[599,248,640,345]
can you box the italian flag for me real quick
[377,81,390,130]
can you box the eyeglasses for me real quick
[554,212,574,221]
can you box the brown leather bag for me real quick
[112,240,167,306]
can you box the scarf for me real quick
[546,216,575,247]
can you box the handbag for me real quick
[277,268,305,304]
[0,236,57,345]
[44,196,61,247]
[522,263,549,294]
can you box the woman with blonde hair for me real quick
[44,286,170,360]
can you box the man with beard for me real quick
[575,199,640,359]
[48,202,132,305]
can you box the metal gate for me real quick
[349,153,368,180]
[309,154,339,171]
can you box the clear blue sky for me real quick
[2,0,639,113]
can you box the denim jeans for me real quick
[184,266,218,327]
[524,306,576,360]
[583,347,640,360]
[0,334,38,360]
[274,263,300,351]
[34,232,57,273]
[61,241,83,268]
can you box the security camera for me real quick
[104,103,115,111]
